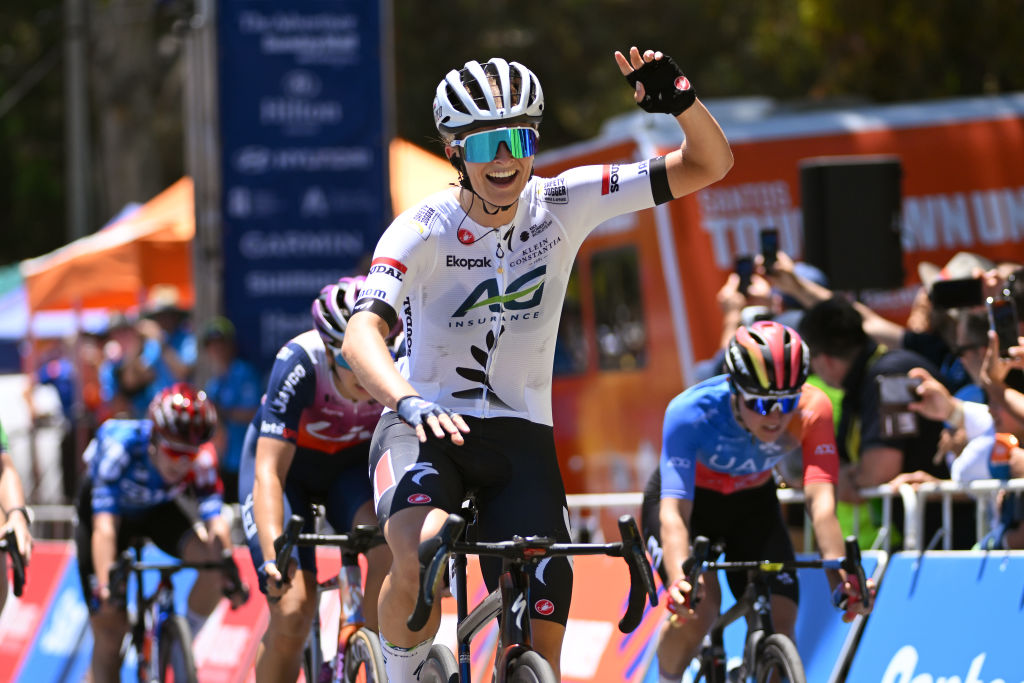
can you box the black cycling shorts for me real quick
[238,423,373,594]
[369,412,573,626]
[74,478,199,613]
[640,470,799,604]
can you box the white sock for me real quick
[185,608,208,638]
[380,635,434,682]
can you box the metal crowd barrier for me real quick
[565,478,1024,552]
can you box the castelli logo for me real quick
[458,228,477,244]
[534,599,555,616]
[675,76,691,91]
[407,493,432,504]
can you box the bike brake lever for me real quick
[3,529,25,598]
[841,535,870,606]
[616,515,658,633]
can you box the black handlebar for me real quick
[272,514,306,589]
[617,515,659,633]
[1,529,25,598]
[406,513,659,634]
[841,535,870,606]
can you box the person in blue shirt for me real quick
[75,383,247,681]
[201,316,261,505]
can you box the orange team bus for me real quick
[535,92,1024,528]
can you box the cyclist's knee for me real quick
[268,598,316,641]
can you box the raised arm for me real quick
[614,47,733,199]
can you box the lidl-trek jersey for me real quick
[83,419,223,520]
[357,161,669,425]
[660,375,839,500]
[253,330,383,460]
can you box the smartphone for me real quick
[877,374,923,406]
[735,256,754,294]
[987,296,1020,358]
[760,228,779,272]
[877,374,922,438]
[929,277,983,309]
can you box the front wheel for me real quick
[157,615,198,683]
[754,633,805,683]
[418,644,458,683]
[507,650,557,683]
[343,627,387,682]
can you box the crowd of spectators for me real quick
[695,248,1024,550]
[19,284,262,505]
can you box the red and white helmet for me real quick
[433,58,544,137]
[725,321,809,396]
[148,382,217,448]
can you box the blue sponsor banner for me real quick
[218,0,390,373]
[847,551,1024,683]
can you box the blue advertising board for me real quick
[218,0,390,373]
[847,551,1024,682]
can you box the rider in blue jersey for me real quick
[75,382,246,681]
[239,277,392,682]
[642,322,873,682]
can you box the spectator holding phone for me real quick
[798,296,977,548]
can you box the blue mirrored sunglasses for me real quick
[451,127,538,163]
[738,389,801,416]
[331,347,352,371]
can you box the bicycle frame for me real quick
[409,512,658,683]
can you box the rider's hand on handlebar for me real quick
[831,575,876,623]
[260,559,292,603]
[667,576,697,624]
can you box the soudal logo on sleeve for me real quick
[369,257,407,281]
[537,178,568,204]
[601,164,620,195]
[445,255,493,269]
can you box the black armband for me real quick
[352,296,398,331]
[649,156,674,205]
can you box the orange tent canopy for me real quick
[19,141,455,314]
[20,177,196,313]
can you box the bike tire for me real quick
[507,650,557,683]
[418,644,458,683]
[343,627,387,683]
[754,633,805,683]
[157,615,198,683]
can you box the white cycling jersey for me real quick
[356,158,672,425]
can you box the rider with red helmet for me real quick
[76,382,247,681]
[641,321,873,682]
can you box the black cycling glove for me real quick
[396,395,454,429]
[625,54,696,116]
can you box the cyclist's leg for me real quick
[471,418,571,679]
[323,452,392,632]
[74,481,129,680]
[370,412,463,679]
[642,480,720,680]
[721,483,800,642]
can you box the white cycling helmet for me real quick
[433,58,544,137]
[312,276,365,349]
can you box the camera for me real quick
[929,277,984,309]
[735,255,754,294]
[876,374,922,438]
[760,228,779,272]
[987,296,1020,359]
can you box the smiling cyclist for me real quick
[641,321,873,683]
[341,46,733,681]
